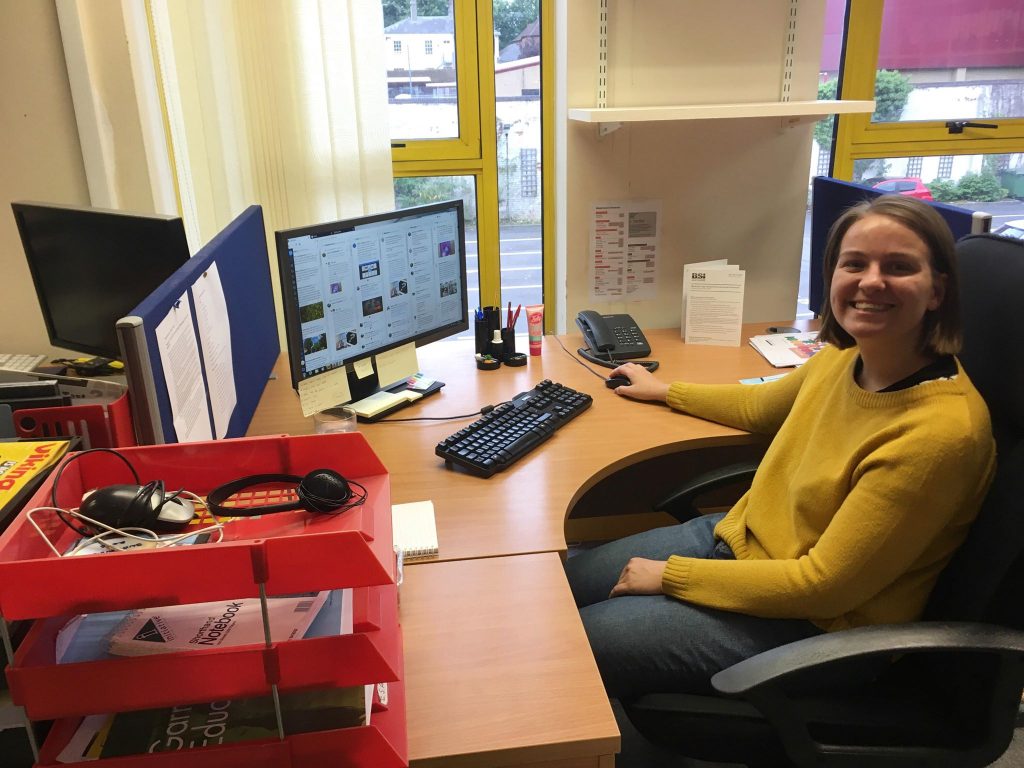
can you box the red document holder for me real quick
[0,433,407,768]
[14,390,136,449]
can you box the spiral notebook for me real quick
[391,500,439,560]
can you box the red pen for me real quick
[511,303,522,328]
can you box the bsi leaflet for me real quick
[681,260,745,347]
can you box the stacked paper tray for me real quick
[0,433,407,768]
[35,639,408,768]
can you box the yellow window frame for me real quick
[392,1,557,332]
[832,0,1024,180]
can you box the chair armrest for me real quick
[713,621,1024,696]
[711,622,1024,767]
[653,461,759,522]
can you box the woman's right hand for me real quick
[610,362,671,403]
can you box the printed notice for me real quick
[683,267,746,347]
[590,200,661,300]
[191,263,236,438]
[154,293,213,442]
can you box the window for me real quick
[832,1,1024,180]
[520,148,537,197]
[937,155,954,178]
[393,40,401,52]
[383,2,550,333]
[906,156,923,177]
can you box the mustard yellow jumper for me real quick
[663,344,995,632]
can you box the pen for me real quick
[507,301,513,328]
[511,303,521,328]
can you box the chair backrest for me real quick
[924,234,1024,626]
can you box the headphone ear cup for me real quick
[298,469,352,513]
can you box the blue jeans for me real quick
[565,513,823,700]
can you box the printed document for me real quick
[191,263,236,438]
[682,265,745,347]
[590,200,661,300]
[154,293,213,441]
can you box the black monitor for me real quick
[11,201,191,359]
[276,199,469,406]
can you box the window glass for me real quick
[383,1,460,140]
[495,2,541,333]
[852,154,1024,234]
[871,1,1024,123]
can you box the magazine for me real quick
[748,331,825,368]
[57,686,370,761]
[107,592,329,657]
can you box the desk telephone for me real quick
[575,311,652,359]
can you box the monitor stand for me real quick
[346,366,445,423]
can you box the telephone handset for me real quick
[575,310,652,360]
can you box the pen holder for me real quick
[474,318,490,354]
[501,327,524,366]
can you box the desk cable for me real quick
[374,403,508,423]
[552,335,617,379]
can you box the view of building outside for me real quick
[802,0,1024,320]
[813,0,1024,188]
[383,1,541,334]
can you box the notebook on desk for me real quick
[392,500,439,560]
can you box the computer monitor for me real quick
[11,201,191,359]
[276,199,469,407]
[808,177,992,316]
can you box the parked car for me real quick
[993,219,1024,240]
[871,177,934,201]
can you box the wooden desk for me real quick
[248,326,785,562]
[401,553,618,768]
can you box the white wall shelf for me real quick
[568,99,875,124]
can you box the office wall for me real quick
[562,0,825,329]
[0,1,90,356]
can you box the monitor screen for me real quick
[11,201,191,359]
[276,199,469,393]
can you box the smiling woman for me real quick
[565,195,995,740]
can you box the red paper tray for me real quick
[9,585,400,721]
[36,662,408,767]
[0,434,393,620]
[14,390,136,449]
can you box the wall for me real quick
[561,0,826,329]
[0,1,90,356]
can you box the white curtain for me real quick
[57,0,395,251]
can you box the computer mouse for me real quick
[606,376,630,389]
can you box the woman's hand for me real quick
[609,362,671,403]
[609,557,667,597]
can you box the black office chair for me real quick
[623,233,1024,768]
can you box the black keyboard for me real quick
[436,379,593,477]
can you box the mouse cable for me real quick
[552,335,611,379]
[374,402,509,423]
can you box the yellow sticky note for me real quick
[375,343,419,388]
[353,358,375,380]
[297,367,351,418]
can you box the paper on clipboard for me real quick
[191,263,237,438]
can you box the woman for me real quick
[565,195,996,705]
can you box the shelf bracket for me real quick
[780,0,799,103]
[594,0,620,137]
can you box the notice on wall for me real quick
[590,200,661,300]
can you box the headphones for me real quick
[50,449,367,537]
[206,469,366,517]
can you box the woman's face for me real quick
[829,214,946,351]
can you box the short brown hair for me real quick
[817,195,962,355]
